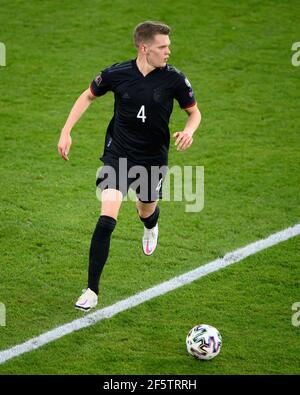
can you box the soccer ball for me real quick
[186,324,222,360]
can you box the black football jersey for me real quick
[90,59,196,166]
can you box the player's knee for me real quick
[100,189,123,219]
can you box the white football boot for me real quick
[142,224,158,256]
[75,288,98,311]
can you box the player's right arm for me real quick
[57,88,97,161]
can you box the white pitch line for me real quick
[1,223,300,365]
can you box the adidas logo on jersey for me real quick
[122,92,130,99]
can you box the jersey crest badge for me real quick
[153,87,162,102]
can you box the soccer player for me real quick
[57,21,201,311]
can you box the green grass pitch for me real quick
[0,0,299,375]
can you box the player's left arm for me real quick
[173,104,201,151]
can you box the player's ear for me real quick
[139,43,147,54]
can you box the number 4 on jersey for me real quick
[137,105,146,123]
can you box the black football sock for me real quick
[88,215,116,295]
[139,205,160,229]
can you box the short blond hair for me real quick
[133,21,171,47]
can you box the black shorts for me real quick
[96,155,168,203]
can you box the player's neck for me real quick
[136,56,155,77]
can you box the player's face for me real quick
[144,34,171,68]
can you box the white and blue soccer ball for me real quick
[186,324,222,360]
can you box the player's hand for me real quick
[57,131,72,161]
[173,131,193,151]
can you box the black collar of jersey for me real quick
[132,58,166,78]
